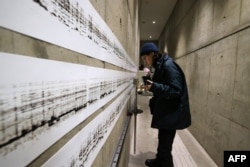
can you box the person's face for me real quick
[141,52,154,67]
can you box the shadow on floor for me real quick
[129,151,155,167]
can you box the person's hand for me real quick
[145,80,153,90]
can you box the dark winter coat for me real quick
[149,54,191,130]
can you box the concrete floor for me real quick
[128,94,218,167]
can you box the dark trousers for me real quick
[156,129,176,167]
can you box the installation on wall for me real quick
[0,0,137,72]
[0,0,137,166]
[0,53,135,166]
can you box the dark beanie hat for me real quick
[140,42,159,56]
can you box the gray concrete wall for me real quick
[0,0,139,166]
[159,0,250,166]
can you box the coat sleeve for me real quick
[150,60,183,99]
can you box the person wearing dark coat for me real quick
[140,43,191,167]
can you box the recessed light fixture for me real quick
[149,36,152,39]
[152,21,156,24]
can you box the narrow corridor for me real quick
[129,94,217,167]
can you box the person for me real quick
[140,42,191,167]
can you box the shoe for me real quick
[145,159,159,167]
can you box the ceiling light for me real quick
[149,36,152,39]
[152,21,156,24]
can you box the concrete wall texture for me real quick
[159,0,250,166]
[0,0,139,166]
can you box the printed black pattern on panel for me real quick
[0,77,130,155]
[33,0,127,62]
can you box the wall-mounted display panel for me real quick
[0,0,137,72]
[0,52,135,166]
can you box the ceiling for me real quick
[139,0,177,41]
